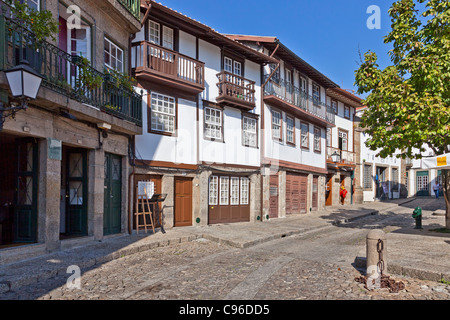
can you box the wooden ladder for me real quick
[134,187,155,235]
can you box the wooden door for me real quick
[104,153,122,235]
[208,175,250,224]
[66,149,88,236]
[269,174,279,219]
[325,174,333,206]
[174,177,193,227]
[14,139,38,243]
[286,173,307,214]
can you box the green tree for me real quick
[355,0,450,228]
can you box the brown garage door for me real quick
[208,175,250,224]
[286,173,307,214]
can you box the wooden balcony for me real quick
[131,41,205,94]
[327,147,356,168]
[216,71,256,111]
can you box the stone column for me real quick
[261,166,271,222]
[197,170,211,226]
[38,138,62,252]
[278,170,286,218]
[89,149,105,241]
[250,173,261,222]
[318,175,326,210]
[161,174,175,229]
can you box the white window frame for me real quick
[312,83,321,105]
[240,177,249,205]
[272,110,282,140]
[162,26,174,50]
[209,176,218,205]
[300,77,308,94]
[150,92,176,134]
[230,177,240,205]
[220,177,229,205]
[243,116,257,147]
[314,127,321,153]
[286,116,295,144]
[149,20,160,45]
[204,107,222,140]
[300,122,309,149]
[326,128,332,148]
[22,0,39,10]
[104,37,124,72]
[339,130,348,151]
[224,57,233,73]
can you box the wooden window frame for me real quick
[271,108,283,142]
[148,92,178,136]
[300,121,309,150]
[286,115,295,146]
[313,126,321,153]
[242,113,259,148]
[204,105,224,143]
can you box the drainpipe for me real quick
[128,135,136,234]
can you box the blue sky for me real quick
[158,0,399,97]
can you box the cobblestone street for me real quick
[1,200,449,301]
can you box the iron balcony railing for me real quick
[0,15,142,126]
[117,0,140,21]
[264,76,335,125]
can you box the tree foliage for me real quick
[355,0,450,158]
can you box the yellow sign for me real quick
[437,156,447,167]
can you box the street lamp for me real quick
[1,60,43,131]
[331,151,341,163]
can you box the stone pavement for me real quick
[0,197,449,295]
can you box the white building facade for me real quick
[131,2,278,228]
[356,107,406,202]
[225,36,337,219]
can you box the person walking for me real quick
[340,185,347,205]
[433,183,441,199]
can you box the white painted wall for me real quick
[135,88,198,165]
[135,32,263,168]
[263,104,326,170]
